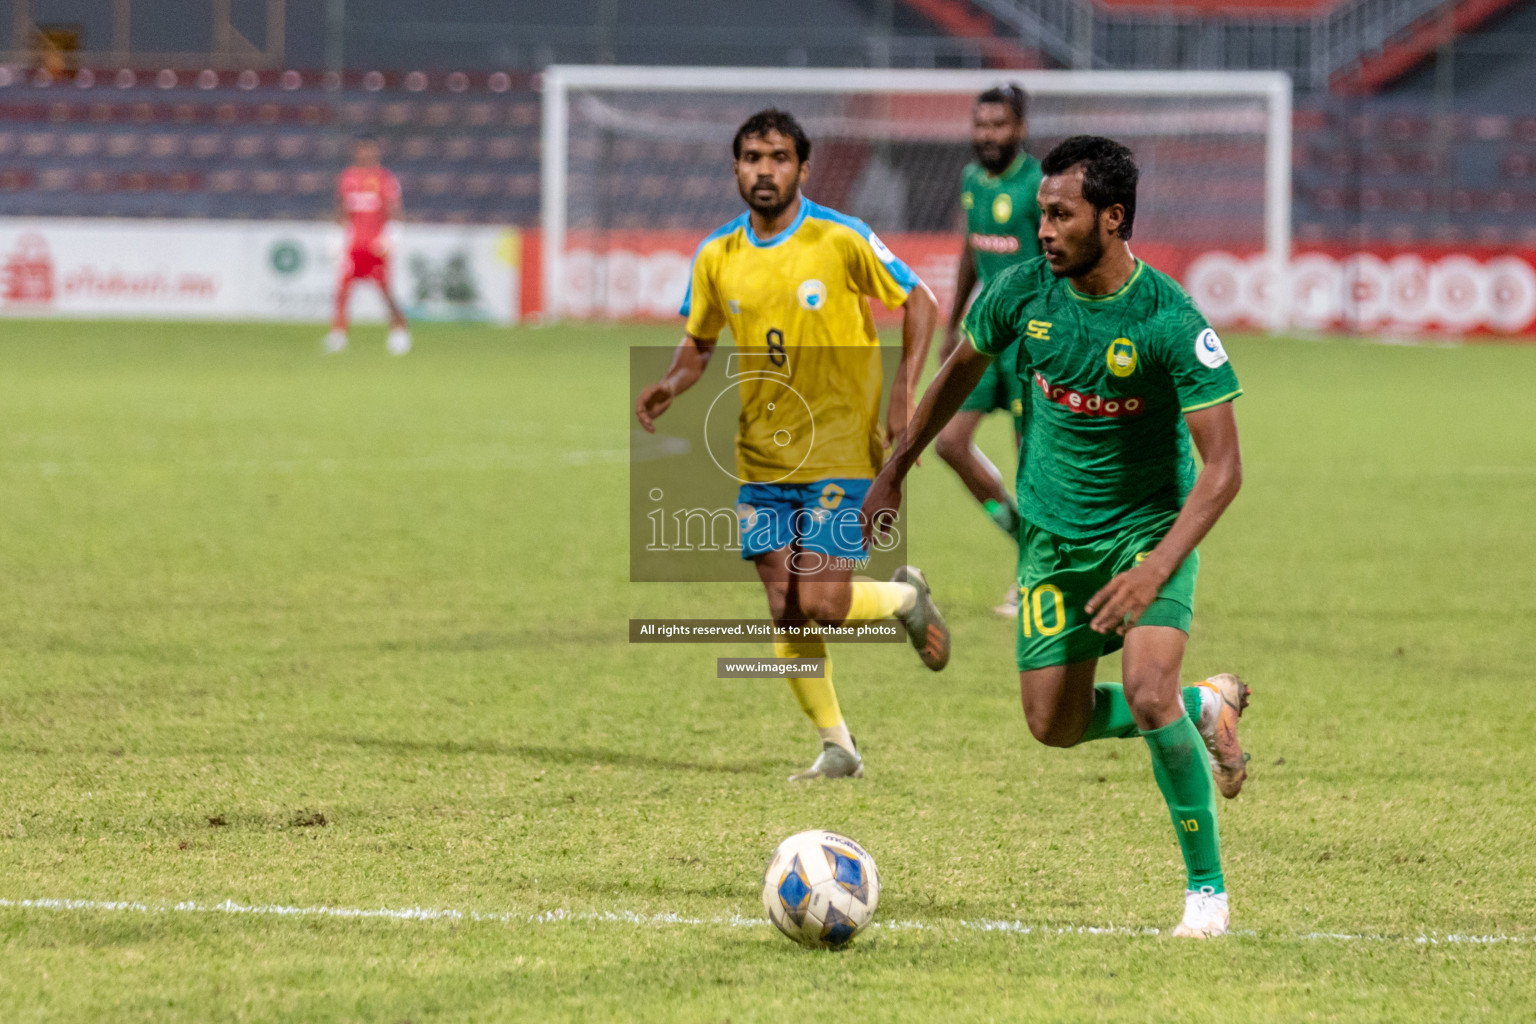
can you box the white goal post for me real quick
[540,65,1291,326]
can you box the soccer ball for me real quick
[761,830,880,949]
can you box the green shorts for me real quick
[1014,515,1198,671]
[959,341,1025,436]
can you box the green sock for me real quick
[1141,715,1224,893]
[982,498,1020,544]
[1075,683,1205,743]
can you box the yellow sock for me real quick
[773,634,843,730]
[844,580,916,622]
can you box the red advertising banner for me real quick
[1185,246,1536,335]
[526,230,1536,336]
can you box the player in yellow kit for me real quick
[635,109,948,781]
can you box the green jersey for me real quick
[963,258,1242,540]
[961,152,1044,285]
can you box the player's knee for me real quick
[1024,712,1077,748]
[1020,698,1077,748]
[763,587,795,624]
[797,589,846,625]
[1124,682,1180,728]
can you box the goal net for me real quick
[540,66,1291,326]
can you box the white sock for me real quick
[894,583,918,616]
[1197,683,1222,732]
[818,723,855,754]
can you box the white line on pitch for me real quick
[2,897,1532,946]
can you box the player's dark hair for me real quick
[1041,135,1138,240]
[732,108,811,164]
[355,132,380,145]
[975,84,1026,122]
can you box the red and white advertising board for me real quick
[0,219,521,324]
[0,220,231,317]
[528,229,1536,336]
[1185,248,1536,335]
[529,230,966,325]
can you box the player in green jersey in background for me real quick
[865,136,1250,938]
[934,85,1043,617]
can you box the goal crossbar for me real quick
[540,65,1292,323]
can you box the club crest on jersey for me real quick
[992,193,1012,223]
[1106,338,1138,377]
[797,279,827,311]
[1195,327,1229,368]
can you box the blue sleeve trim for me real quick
[801,200,920,293]
[678,214,747,318]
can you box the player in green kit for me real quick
[934,85,1042,617]
[864,137,1250,938]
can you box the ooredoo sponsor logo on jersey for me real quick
[1033,371,1145,419]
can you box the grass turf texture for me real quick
[0,320,1532,1022]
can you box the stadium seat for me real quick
[444,136,478,161]
[275,135,309,160]
[401,136,436,161]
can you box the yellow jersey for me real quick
[681,199,920,484]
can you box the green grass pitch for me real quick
[0,319,1533,1022]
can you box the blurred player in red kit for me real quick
[325,135,411,356]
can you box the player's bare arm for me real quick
[887,282,939,448]
[634,333,716,433]
[862,338,993,544]
[1085,400,1242,634]
[938,242,975,363]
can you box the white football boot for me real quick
[1172,886,1230,938]
[386,327,412,356]
[788,740,863,782]
[323,328,348,353]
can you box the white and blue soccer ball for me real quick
[761,830,880,949]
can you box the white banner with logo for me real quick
[0,219,519,324]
